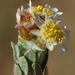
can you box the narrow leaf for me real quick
[14,64,22,75]
[18,56,28,75]
[11,42,17,62]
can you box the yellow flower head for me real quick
[40,19,65,44]
[32,5,53,16]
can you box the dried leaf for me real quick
[43,66,48,75]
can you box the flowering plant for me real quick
[11,0,69,75]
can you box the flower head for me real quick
[40,19,65,44]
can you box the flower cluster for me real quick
[15,0,69,52]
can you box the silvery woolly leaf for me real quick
[14,64,22,75]
[11,42,19,63]
[31,41,45,51]
[18,56,28,75]
[23,41,44,51]
[32,44,45,51]
[15,44,20,59]
[24,49,36,62]
[18,40,31,50]
[17,43,26,56]
[19,40,44,52]
[11,42,16,60]
[26,41,34,49]
[18,39,27,47]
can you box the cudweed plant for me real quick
[11,0,70,75]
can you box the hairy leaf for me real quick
[14,64,22,75]
[18,56,28,75]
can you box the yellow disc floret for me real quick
[40,19,65,44]
[32,5,53,16]
[42,8,53,16]
[32,5,43,15]
[43,19,57,28]
[36,5,43,11]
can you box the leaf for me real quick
[24,49,36,63]
[18,56,28,75]
[14,64,22,75]
[21,40,44,51]
[32,44,44,51]
[15,44,20,59]
[11,42,20,62]
[11,42,18,62]
[37,50,48,71]
[18,44,26,56]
